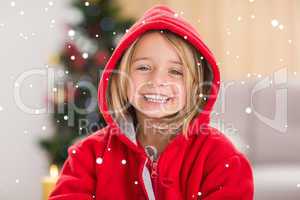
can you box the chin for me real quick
[140,110,178,119]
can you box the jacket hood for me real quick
[98,4,220,141]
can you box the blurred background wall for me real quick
[0,0,299,199]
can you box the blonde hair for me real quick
[107,29,212,139]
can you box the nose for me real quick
[148,69,168,87]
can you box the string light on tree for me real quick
[82,52,88,59]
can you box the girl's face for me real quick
[127,32,187,119]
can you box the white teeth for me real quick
[143,94,169,103]
[143,94,168,100]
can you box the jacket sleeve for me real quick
[199,153,254,200]
[48,143,96,200]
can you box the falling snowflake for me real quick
[121,159,127,165]
[96,157,103,164]
[10,1,16,7]
[68,29,76,37]
[271,19,279,28]
[245,107,252,114]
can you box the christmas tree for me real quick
[39,0,135,167]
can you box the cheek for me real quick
[127,75,142,100]
[178,85,187,105]
[170,81,186,105]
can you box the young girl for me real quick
[49,4,254,200]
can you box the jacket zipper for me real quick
[149,155,160,199]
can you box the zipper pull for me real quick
[151,160,158,178]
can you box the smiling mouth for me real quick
[142,94,173,104]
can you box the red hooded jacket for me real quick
[49,4,254,200]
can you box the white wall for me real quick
[0,0,72,199]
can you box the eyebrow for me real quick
[132,57,183,65]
